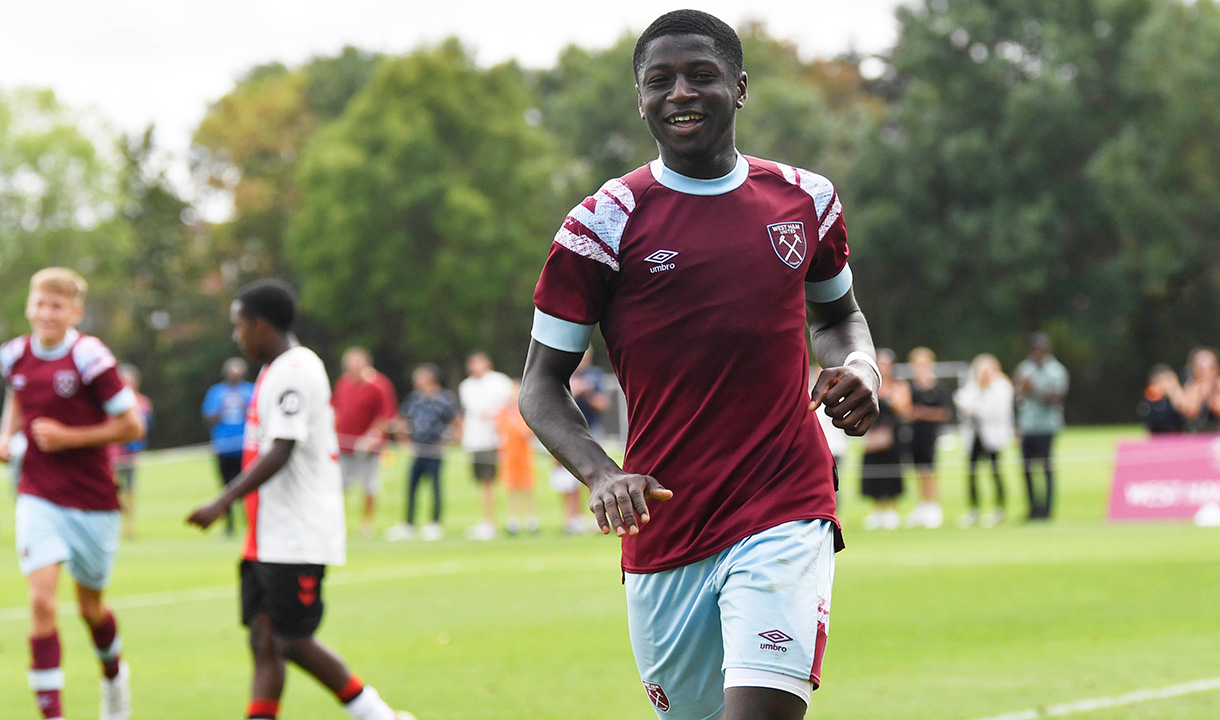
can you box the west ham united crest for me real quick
[767,222,807,268]
[52,370,79,398]
[643,681,671,712]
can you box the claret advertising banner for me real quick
[1109,435,1220,521]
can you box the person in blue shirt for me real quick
[202,357,254,537]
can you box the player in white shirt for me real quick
[187,279,414,720]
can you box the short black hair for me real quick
[235,279,297,332]
[633,9,744,79]
[1029,331,1052,350]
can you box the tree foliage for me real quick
[0,89,128,340]
[287,40,571,383]
[849,0,1220,420]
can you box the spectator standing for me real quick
[860,350,911,530]
[1014,332,1070,521]
[498,381,538,535]
[954,354,1014,528]
[332,347,397,538]
[553,348,610,534]
[1139,364,1185,434]
[386,364,456,542]
[456,352,513,540]
[1173,347,1220,432]
[904,347,953,529]
[202,357,254,537]
[571,348,611,437]
[113,363,153,539]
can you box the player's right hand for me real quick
[186,500,227,530]
[586,470,672,537]
[0,437,9,463]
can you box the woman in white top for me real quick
[954,354,1014,527]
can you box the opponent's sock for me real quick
[247,698,280,719]
[89,609,122,679]
[340,676,396,720]
[29,632,64,720]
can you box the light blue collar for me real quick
[649,154,748,196]
[31,328,79,361]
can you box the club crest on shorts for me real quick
[767,222,807,268]
[53,370,79,398]
[643,681,670,712]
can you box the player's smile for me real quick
[636,34,746,178]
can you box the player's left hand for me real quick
[810,363,879,436]
[186,501,227,530]
[30,417,73,453]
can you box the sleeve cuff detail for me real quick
[104,387,137,417]
[806,263,853,303]
[531,308,595,353]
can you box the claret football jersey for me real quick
[242,345,346,566]
[0,329,135,511]
[532,155,851,573]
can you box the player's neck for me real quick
[658,144,739,180]
[33,326,77,351]
[261,334,296,364]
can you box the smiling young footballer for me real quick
[519,10,881,720]
[0,267,146,720]
[187,280,413,720]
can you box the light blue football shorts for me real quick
[625,519,836,720]
[15,494,121,590]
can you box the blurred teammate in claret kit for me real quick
[187,279,415,720]
[519,10,881,720]
[0,267,146,720]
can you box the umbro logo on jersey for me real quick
[10,374,26,390]
[759,629,794,652]
[767,222,807,268]
[644,249,678,274]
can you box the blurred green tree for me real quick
[0,88,129,342]
[848,0,1219,420]
[287,40,571,382]
[191,47,382,284]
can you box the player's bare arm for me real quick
[807,288,880,436]
[0,392,17,462]
[187,438,295,529]
[28,405,145,454]
[520,340,671,537]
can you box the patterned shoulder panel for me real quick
[0,336,29,380]
[552,173,646,272]
[72,335,118,385]
[765,161,843,242]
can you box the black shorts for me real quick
[218,453,243,484]
[240,560,326,638]
[471,450,498,482]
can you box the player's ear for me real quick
[637,85,645,119]
[735,72,748,109]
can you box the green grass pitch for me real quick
[0,425,1215,719]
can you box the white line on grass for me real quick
[0,557,585,623]
[970,676,1220,720]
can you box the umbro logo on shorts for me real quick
[642,681,670,712]
[758,629,794,652]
